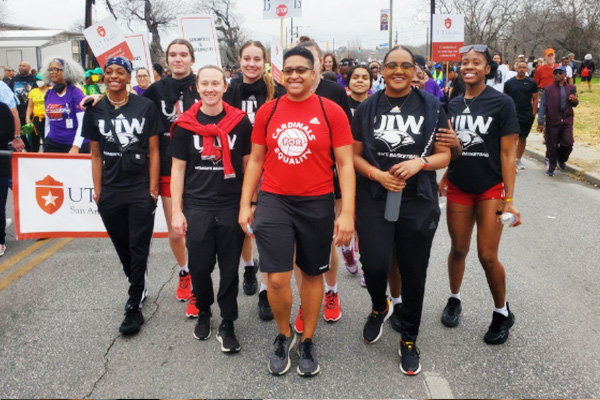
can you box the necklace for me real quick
[385,89,412,113]
[462,89,483,114]
[106,92,129,109]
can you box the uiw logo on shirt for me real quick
[242,97,258,124]
[272,122,316,165]
[192,134,238,164]
[452,115,493,149]
[99,114,145,146]
[374,115,424,151]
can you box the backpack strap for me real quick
[264,96,283,137]
[317,95,335,164]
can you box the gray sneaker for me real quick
[516,159,525,170]
[297,338,320,376]
[268,330,297,375]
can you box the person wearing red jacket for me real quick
[169,66,252,353]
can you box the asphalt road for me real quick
[1,156,599,399]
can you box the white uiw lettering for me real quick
[466,115,493,134]
[99,118,146,135]
[193,134,238,150]
[375,115,424,133]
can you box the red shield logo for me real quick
[36,175,64,215]
[97,26,106,37]
[276,4,288,17]
[444,18,452,29]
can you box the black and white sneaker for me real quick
[441,297,462,327]
[258,290,274,321]
[399,340,421,376]
[193,310,212,340]
[390,303,402,333]
[268,329,296,376]
[243,258,259,296]
[484,303,515,345]
[297,338,320,376]
[216,320,240,353]
[119,304,144,334]
[363,300,392,344]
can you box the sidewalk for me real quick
[524,131,600,187]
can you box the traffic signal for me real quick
[358,47,362,53]
[375,46,379,52]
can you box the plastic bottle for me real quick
[500,212,516,226]
[384,190,403,222]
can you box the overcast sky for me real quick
[2,0,429,50]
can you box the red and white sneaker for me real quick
[341,243,358,275]
[294,306,303,334]
[323,290,342,322]
[176,271,192,301]
[186,295,199,318]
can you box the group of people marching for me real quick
[82,38,522,377]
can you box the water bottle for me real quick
[500,212,516,226]
[384,190,403,222]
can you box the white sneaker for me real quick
[0,244,5,256]
[516,160,525,170]
[6,218,12,228]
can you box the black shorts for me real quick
[253,191,334,276]
[581,75,592,82]
[518,118,534,139]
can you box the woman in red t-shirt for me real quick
[239,46,355,377]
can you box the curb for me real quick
[524,148,600,187]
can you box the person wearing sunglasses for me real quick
[439,44,521,347]
[352,45,452,375]
[239,46,355,376]
[41,57,89,153]
[536,65,578,176]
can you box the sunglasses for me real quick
[384,61,414,71]
[282,66,313,76]
[553,70,566,75]
[459,44,488,54]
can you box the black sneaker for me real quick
[243,259,259,296]
[399,340,421,376]
[441,297,462,327]
[217,320,241,353]
[363,300,392,344]
[258,290,274,321]
[558,161,567,170]
[297,338,320,376]
[390,303,402,333]
[193,310,212,340]
[268,330,297,376]
[119,305,144,334]
[484,304,515,345]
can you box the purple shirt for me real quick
[45,85,87,145]
[425,79,444,102]
[132,85,147,96]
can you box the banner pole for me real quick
[281,18,284,47]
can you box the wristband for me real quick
[504,198,513,202]
[14,135,21,139]
[420,156,429,170]
[368,166,376,180]
[251,201,258,206]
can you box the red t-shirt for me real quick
[252,94,354,196]
[534,63,559,88]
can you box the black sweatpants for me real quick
[545,122,574,171]
[185,206,245,321]
[97,188,156,309]
[356,183,440,342]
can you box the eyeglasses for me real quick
[282,66,313,76]
[459,44,488,54]
[47,68,63,73]
[384,61,414,71]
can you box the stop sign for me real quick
[276,4,288,17]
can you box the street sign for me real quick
[263,0,302,19]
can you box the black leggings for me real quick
[356,184,440,342]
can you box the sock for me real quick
[391,296,402,306]
[450,292,461,300]
[179,264,189,273]
[244,259,254,267]
[259,283,268,293]
[494,303,509,317]
[325,283,338,293]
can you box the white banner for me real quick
[271,42,283,85]
[83,15,135,67]
[263,0,302,19]
[12,153,168,240]
[178,14,222,71]
[431,14,464,61]
[125,32,155,88]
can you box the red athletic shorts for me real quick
[446,180,505,206]
[159,176,171,198]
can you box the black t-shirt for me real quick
[0,101,14,177]
[353,91,448,190]
[9,74,37,121]
[315,79,352,123]
[504,76,538,122]
[348,96,362,119]
[223,77,286,125]
[168,110,252,210]
[143,77,200,177]
[447,86,520,194]
[82,95,162,191]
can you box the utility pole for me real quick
[430,0,435,61]
[84,0,95,68]
[395,28,398,47]
[290,17,294,47]
[388,0,393,49]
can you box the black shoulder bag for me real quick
[102,105,147,174]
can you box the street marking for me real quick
[0,239,50,275]
[424,371,454,399]
[0,238,72,292]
